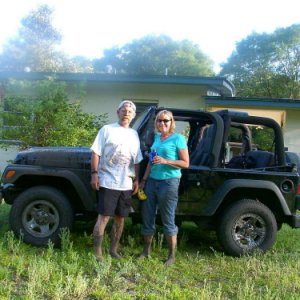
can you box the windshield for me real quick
[131,107,154,131]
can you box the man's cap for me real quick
[117,100,136,112]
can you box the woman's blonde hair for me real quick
[154,110,176,133]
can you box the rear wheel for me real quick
[217,199,277,256]
[10,186,74,246]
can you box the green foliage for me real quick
[229,126,274,151]
[0,5,93,72]
[220,24,300,98]
[0,79,107,149]
[93,34,215,76]
[1,203,300,299]
[252,127,275,151]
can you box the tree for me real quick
[93,35,215,76]
[0,5,93,72]
[220,24,300,98]
[0,79,107,149]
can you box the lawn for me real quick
[1,202,300,299]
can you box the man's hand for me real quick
[90,173,100,190]
[132,178,139,195]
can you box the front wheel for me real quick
[217,199,277,256]
[9,186,74,246]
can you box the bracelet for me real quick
[91,170,98,174]
[142,178,147,182]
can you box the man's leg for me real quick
[109,215,124,258]
[93,214,110,260]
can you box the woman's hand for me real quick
[140,180,146,189]
[152,155,168,165]
[152,149,189,169]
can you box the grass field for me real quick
[1,202,300,299]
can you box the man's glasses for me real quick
[157,119,171,124]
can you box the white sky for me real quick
[0,0,299,72]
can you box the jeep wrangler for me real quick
[1,107,300,256]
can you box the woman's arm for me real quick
[140,162,151,189]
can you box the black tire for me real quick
[9,186,74,246]
[217,199,277,256]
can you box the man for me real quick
[90,100,143,260]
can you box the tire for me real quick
[217,199,277,256]
[9,186,74,246]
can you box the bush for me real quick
[0,78,107,149]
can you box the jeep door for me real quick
[176,112,225,217]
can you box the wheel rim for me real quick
[232,213,266,250]
[22,200,60,238]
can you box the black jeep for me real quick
[1,107,300,256]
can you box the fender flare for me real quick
[203,179,291,216]
[3,165,95,210]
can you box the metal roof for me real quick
[0,72,235,97]
[205,96,300,109]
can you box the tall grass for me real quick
[1,202,300,299]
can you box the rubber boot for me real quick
[165,235,177,266]
[109,222,123,259]
[93,234,104,261]
[138,235,153,259]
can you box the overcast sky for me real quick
[0,0,299,72]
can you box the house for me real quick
[0,72,234,171]
[1,72,298,172]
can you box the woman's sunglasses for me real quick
[157,119,171,124]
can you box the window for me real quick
[126,100,158,118]
[1,97,25,142]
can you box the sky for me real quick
[0,0,299,72]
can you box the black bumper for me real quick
[295,195,300,210]
[0,183,15,204]
[290,215,300,228]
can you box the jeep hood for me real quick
[13,147,91,168]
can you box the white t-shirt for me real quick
[91,123,143,190]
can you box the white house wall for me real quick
[283,110,300,155]
[78,82,206,122]
[0,145,18,173]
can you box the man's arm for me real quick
[90,151,100,190]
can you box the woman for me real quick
[139,110,189,266]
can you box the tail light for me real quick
[297,184,300,195]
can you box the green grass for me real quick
[1,202,300,299]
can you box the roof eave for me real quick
[0,72,235,97]
[205,96,300,109]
